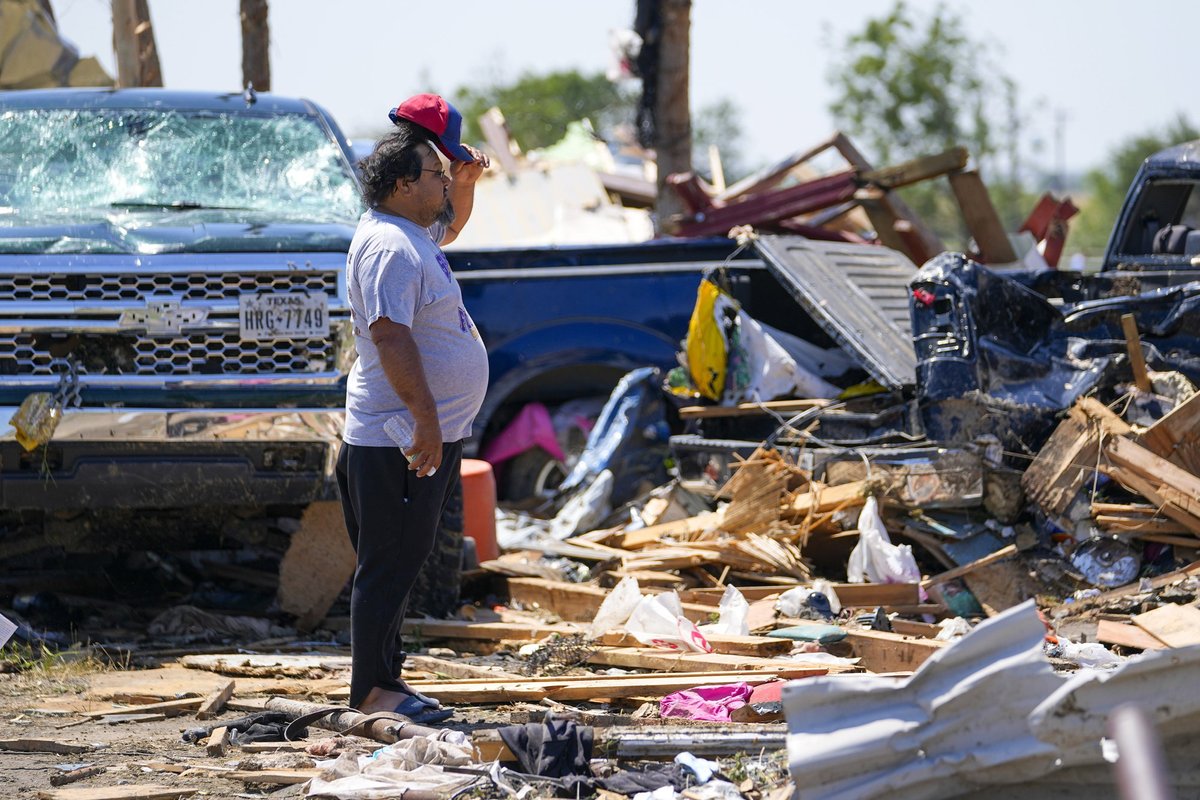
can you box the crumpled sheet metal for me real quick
[783,600,1200,800]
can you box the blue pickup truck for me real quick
[0,89,790,532]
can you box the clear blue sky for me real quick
[54,0,1193,178]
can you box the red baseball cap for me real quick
[388,94,475,163]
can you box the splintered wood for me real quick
[1026,395,1200,550]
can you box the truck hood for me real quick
[0,209,355,255]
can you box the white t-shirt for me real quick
[342,209,488,446]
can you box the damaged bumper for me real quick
[0,405,344,510]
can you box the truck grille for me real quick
[0,332,335,376]
[0,271,338,302]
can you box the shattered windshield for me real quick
[0,107,363,250]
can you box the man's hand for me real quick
[408,415,443,478]
[449,145,490,185]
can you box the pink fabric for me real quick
[659,682,752,722]
[480,402,566,465]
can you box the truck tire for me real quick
[499,448,567,503]
[408,479,463,618]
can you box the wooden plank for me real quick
[276,500,355,631]
[1139,391,1200,474]
[948,170,1018,263]
[401,618,579,642]
[786,481,867,519]
[676,398,831,420]
[921,544,1019,588]
[1132,603,1200,648]
[0,738,91,755]
[225,769,320,786]
[1120,313,1152,392]
[507,578,713,623]
[205,726,230,758]
[962,558,1030,616]
[1022,397,1131,518]
[1096,619,1167,650]
[403,655,526,681]
[888,619,944,638]
[833,132,944,263]
[403,669,823,704]
[597,631,792,657]
[1104,436,1200,532]
[195,680,235,720]
[84,697,202,718]
[587,646,836,675]
[607,512,722,550]
[860,147,970,190]
[829,582,920,608]
[37,786,199,800]
[843,628,948,673]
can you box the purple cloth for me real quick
[659,682,752,722]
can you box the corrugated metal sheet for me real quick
[784,601,1200,800]
[752,236,917,389]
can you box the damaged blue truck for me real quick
[0,89,878,612]
[3,87,1200,621]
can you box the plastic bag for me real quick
[625,592,712,653]
[585,576,642,639]
[685,280,730,401]
[846,496,920,584]
[548,469,613,540]
[698,585,749,637]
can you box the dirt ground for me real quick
[1,648,788,800]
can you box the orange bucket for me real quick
[459,458,498,563]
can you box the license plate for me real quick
[238,292,328,340]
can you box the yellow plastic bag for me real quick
[685,280,728,401]
[9,392,61,451]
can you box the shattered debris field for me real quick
[5,384,1200,799]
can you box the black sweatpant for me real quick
[336,440,463,708]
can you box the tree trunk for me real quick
[653,0,691,234]
[240,0,270,92]
[111,0,162,87]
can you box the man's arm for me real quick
[440,145,490,246]
[369,316,442,476]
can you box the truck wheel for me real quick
[499,448,566,503]
[408,479,463,618]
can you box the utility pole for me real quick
[636,0,692,234]
[240,0,271,92]
[111,0,162,87]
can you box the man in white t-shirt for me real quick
[337,95,490,722]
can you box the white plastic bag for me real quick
[585,576,643,639]
[846,496,920,584]
[698,585,749,637]
[549,469,613,539]
[625,592,712,652]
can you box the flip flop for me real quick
[392,693,454,725]
[403,690,443,709]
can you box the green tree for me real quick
[826,2,1028,248]
[453,69,637,151]
[1071,115,1200,256]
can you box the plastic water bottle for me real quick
[384,415,417,463]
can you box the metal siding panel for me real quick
[753,235,918,388]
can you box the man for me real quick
[336,94,490,722]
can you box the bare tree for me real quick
[240,0,270,92]
[111,0,162,87]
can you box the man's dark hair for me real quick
[357,122,437,208]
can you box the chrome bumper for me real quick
[0,406,345,444]
[0,407,346,510]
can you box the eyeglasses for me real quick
[420,167,448,180]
